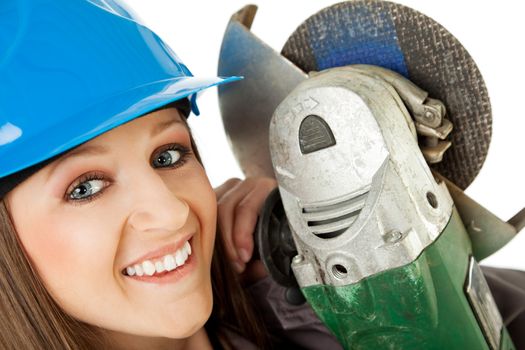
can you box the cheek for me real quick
[175,165,217,260]
[12,204,119,302]
[194,178,217,258]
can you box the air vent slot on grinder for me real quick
[302,189,369,238]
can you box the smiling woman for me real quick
[0,105,270,349]
[6,108,218,339]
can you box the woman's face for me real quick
[6,108,217,340]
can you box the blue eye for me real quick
[151,144,190,169]
[152,149,181,168]
[69,178,105,200]
[66,173,108,203]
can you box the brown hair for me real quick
[0,107,272,349]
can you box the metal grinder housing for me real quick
[269,66,514,349]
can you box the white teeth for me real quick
[175,249,185,266]
[125,240,192,277]
[155,261,165,273]
[142,260,155,276]
[134,264,144,277]
[164,254,176,271]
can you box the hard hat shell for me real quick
[0,0,240,178]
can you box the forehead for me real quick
[103,107,185,136]
[80,107,187,146]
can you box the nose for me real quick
[125,170,189,234]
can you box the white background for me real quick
[124,1,524,270]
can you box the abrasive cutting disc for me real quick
[282,0,492,189]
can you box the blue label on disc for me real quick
[307,4,408,77]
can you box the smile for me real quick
[123,240,192,277]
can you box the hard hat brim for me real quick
[0,75,241,178]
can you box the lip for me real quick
[121,233,194,272]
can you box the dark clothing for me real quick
[225,267,525,349]
[482,266,525,349]
[227,275,343,350]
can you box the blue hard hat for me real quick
[0,0,240,179]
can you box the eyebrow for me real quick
[150,116,184,138]
[46,116,184,179]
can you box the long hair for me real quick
[0,106,271,349]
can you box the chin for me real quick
[160,280,214,339]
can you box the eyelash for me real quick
[65,144,191,205]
